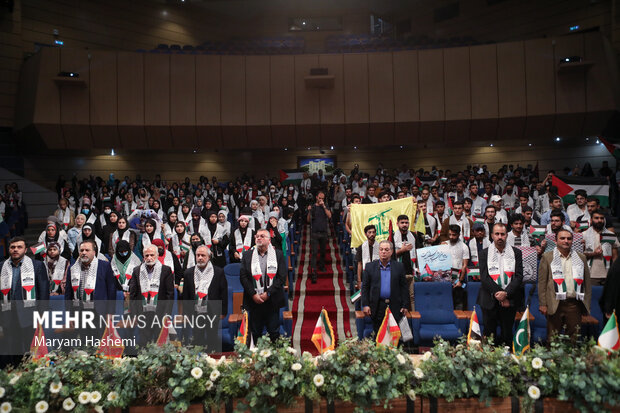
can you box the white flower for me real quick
[531,357,543,370]
[8,375,20,385]
[421,351,432,361]
[90,391,101,404]
[78,392,91,405]
[302,351,313,360]
[321,350,334,358]
[107,392,119,402]
[0,402,10,413]
[291,363,302,371]
[205,380,214,391]
[414,368,424,379]
[259,349,272,358]
[396,354,407,365]
[528,385,541,400]
[210,369,221,381]
[407,389,416,400]
[62,398,75,411]
[35,401,49,413]
[49,382,62,394]
[313,374,324,387]
[94,406,103,413]
[287,347,297,355]
[218,356,226,365]
[250,347,258,353]
[0,387,5,398]
[205,356,217,367]
[191,367,203,379]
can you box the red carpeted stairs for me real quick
[291,224,354,354]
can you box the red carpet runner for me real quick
[291,224,355,354]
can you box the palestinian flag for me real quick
[601,233,618,245]
[577,220,589,231]
[96,315,124,359]
[424,263,432,275]
[415,176,437,188]
[30,242,46,255]
[551,176,609,207]
[601,138,620,159]
[473,217,485,224]
[351,289,361,304]
[513,307,531,357]
[376,307,401,347]
[237,310,249,345]
[156,317,178,346]
[279,169,304,185]
[467,309,482,346]
[598,311,620,351]
[467,268,480,279]
[447,196,454,216]
[180,240,191,253]
[311,309,335,354]
[529,225,546,238]
[30,324,49,360]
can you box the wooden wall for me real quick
[0,0,22,128]
[22,141,615,191]
[15,32,618,150]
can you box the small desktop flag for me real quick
[237,310,249,345]
[598,311,620,351]
[96,316,124,359]
[513,307,531,357]
[156,317,177,346]
[311,309,336,354]
[467,309,482,347]
[351,289,361,304]
[376,307,401,347]
[30,324,48,360]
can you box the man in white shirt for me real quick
[566,190,589,230]
[442,225,470,310]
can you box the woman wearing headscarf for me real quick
[110,240,141,293]
[44,241,69,295]
[170,220,192,262]
[96,201,115,240]
[163,211,178,243]
[217,210,231,238]
[73,222,105,260]
[266,212,284,252]
[109,216,136,255]
[135,218,162,259]
[38,222,72,261]
[152,199,165,222]
[207,210,228,268]
[99,209,119,255]
[67,213,86,254]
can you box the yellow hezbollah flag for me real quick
[350,197,417,248]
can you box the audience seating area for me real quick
[325,34,485,53]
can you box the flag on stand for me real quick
[96,316,124,359]
[467,309,482,347]
[551,175,610,207]
[376,307,401,347]
[30,324,48,360]
[598,311,620,351]
[279,169,304,185]
[311,309,336,354]
[156,317,178,346]
[237,310,249,345]
[513,307,531,357]
[30,242,46,255]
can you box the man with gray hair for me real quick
[129,244,175,345]
[182,245,228,346]
[361,240,409,336]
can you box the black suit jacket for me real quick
[361,260,409,322]
[239,247,287,310]
[182,265,228,316]
[129,263,175,315]
[0,258,50,327]
[476,246,524,310]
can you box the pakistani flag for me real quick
[513,307,531,357]
[279,169,304,185]
[598,311,620,351]
[551,175,609,207]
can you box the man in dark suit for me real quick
[182,245,228,348]
[0,236,49,367]
[65,240,117,302]
[476,222,524,346]
[361,240,410,335]
[129,244,175,346]
[240,228,287,343]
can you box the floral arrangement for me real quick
[0,336,617,413]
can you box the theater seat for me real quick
[355,311,374,340]
[524,284,546,343]
[412,283,463,345]
[588,286,605,336]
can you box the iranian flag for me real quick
[30,324,49,360]
[156,317,178,346]
[96,315,125,359]
[376,307,401,347]
[311,309,336,354]
[551,176,609,207]
[598,312,620,351]
[237,310,249,345]
[279,169,304,185]
[601,138,620,159]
